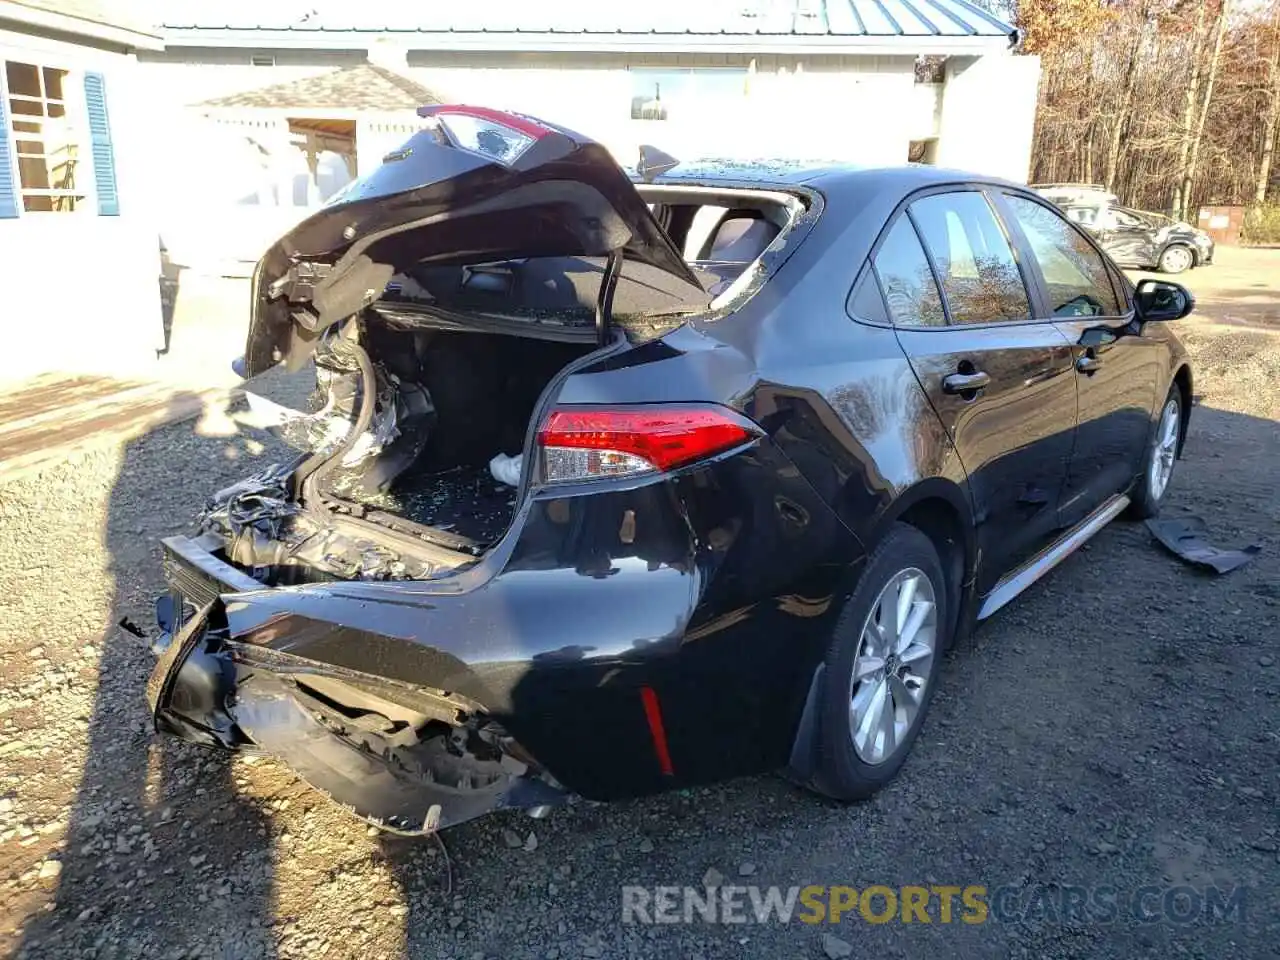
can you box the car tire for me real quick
[1127,386,1183,520]
[815,523,949,801]
[1158,244,1194,274]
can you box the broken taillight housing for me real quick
[537,405,762,483]
[417,105,551,167]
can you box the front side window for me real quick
[872,216,945,327]
[1002,194,1121,318]
[1065,206,1098,226]
[909,191,1031,324]
[5,61,85,212]
[1112,208,1145,228]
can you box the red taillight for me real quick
[415,105,552,166]
[416,104,553,139]
[537,404,760,483]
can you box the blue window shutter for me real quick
[0,90,18,219]
[83,72,119,216]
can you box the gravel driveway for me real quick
[1,320,1277,960]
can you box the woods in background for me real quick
[1014,0,1280,238]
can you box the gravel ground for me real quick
[1,320,1277,960]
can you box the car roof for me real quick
[644,159,1028,195]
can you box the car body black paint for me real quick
[149,121,1194,831]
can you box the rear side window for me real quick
[908,192,1031,324]
[872,216,945,327]
[847,268,889,325]
[1002,195,1121,318]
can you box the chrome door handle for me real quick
[1076,355,1103,375]
[941,371,991,395]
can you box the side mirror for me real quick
[1134,278,1194,322]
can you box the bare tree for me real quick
[1255,4,1280,202]
[1022,0,1280,225]
[1178,0,1232,221]
[1171,0,1208,217]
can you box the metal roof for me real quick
[158,0,1015,52]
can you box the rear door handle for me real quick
[941,371,991,395]
[1076,355,1103,375]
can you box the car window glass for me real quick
[847,267,889,324]
[1066,206,1097,226]
[871,216,946,327]
[909,192,1031,324]
[1003,195,1121,318]
[1113,209,1143,228]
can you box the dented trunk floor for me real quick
[326,463,519,546]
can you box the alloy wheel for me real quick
[848,568,938,765]
[1149,397,1180,501]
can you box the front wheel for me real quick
[815,523,949,801]
[1158,244,1194,274]
[1128,387,1182,519]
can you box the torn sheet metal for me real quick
[1146,516,1262,575]
[199,462,449,581]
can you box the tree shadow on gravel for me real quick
[16,392,283,960]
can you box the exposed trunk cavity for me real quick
[202,319,600,584]
[312,323,596,547]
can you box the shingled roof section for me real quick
[200,62,442,111]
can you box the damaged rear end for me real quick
[148,107,840,833]
[147,580,561,833]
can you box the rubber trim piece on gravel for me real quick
[1146,516,1262,574]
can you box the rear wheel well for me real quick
[895,498,966,647]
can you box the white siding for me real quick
[935,53,1041,182]
[0,28,162,381]
[401,51,920,165]
[132,47,944,169]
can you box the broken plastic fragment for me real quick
[489,453,523,487]
[1146,516,1262,575]
[118,617,147,640]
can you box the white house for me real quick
[0,0,165,381]
[140,0,1040,268]
[0,1,1043,376]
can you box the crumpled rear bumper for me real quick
[146,539,564,834]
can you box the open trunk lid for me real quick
[243,106,707,376]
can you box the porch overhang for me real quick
[0,0,164,50]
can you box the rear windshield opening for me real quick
[380,255,711,328]
[374,186,804,330]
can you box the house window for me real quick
[628,68,748,121]
[5,60,86,212]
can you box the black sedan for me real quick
[146,107,1195,833]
